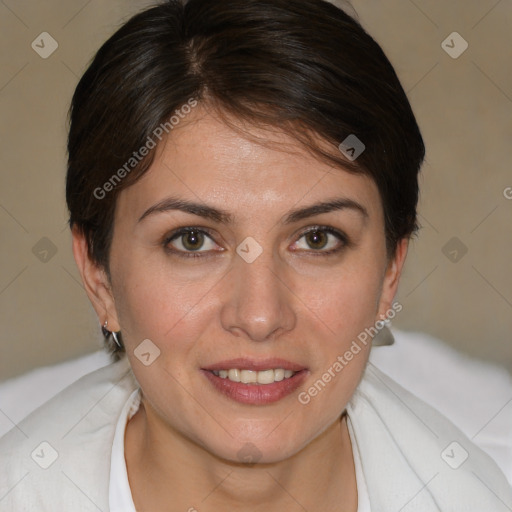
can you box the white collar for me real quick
[109,388,141,512]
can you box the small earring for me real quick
[373,321,395,346]
[111,330,122,349]
[102,320,123,349]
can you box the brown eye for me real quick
[304,230,329,250]
[292,226,348,255]
[164,228,218,257]
[180,230,205,251]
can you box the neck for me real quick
[125,398,358,512]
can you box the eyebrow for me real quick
[137,196,369,225]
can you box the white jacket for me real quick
[1,356,511,511]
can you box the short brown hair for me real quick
[66,0,425,354]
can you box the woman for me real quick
[1,0,510,510]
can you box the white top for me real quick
[348,415,372,511]
[3,357,511,510]
[109,389,371,511]
[3,328,511,484]
[109,388,140,512]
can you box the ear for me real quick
[375,237,409,321]
[71,226,121,332]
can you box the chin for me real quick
[202,430,308,467]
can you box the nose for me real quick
[219,246,297,342]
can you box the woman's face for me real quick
[101,106,406,463]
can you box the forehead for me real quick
[116,105,382,222]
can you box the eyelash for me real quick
[162,226,350,259]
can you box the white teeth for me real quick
[228,369,240,382]
[274,369,285,382]
[240,370,258,384]
[211,368,298,384]
[257,369,275,384]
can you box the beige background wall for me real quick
[0,0,511,381]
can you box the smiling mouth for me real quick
[202,367,308,405]
[202,357,308,404]
[209,368,298,384]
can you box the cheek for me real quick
[294,271,379,422]
[296,262,384,337]
[110,254,216,349]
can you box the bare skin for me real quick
[73,104,408,511]
[125,404,357,511]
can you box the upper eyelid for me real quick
[165,226,216,243]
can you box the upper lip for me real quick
[202,358,307,372]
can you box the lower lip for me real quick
[201,369,308,405]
